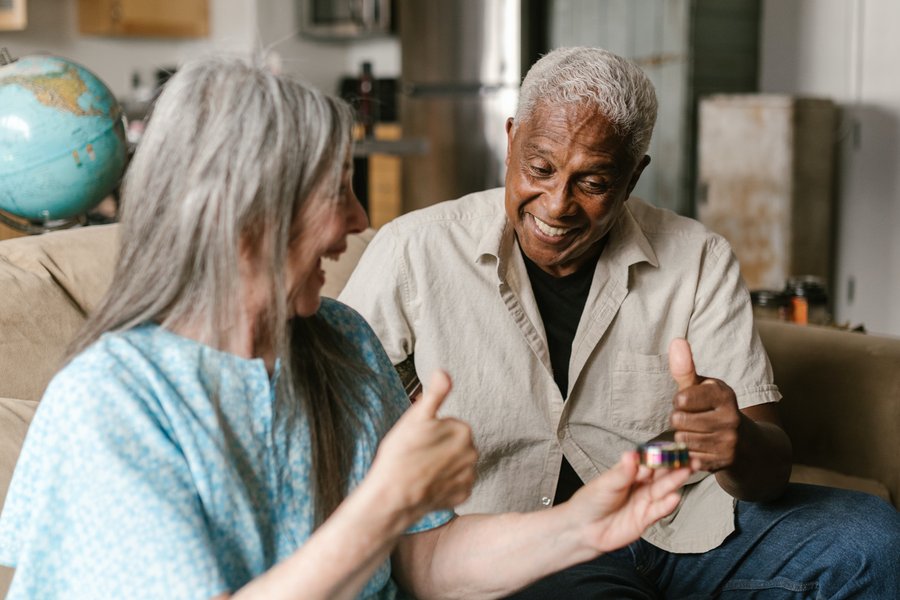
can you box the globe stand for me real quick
[0,47,15,66]
[0,208,87,235]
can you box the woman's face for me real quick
[286,163,368,317]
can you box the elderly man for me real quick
[340,47,899,598]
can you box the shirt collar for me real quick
[474,191,659,281]
[606,200,659,270]
[473,189,513,280]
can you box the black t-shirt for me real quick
[521,248,600,505]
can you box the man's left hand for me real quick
[668,338,745,473]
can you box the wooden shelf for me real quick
[78,0,209,38]
[366,123,404,228]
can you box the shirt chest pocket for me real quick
[610,351,678,435]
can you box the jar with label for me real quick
[785,276,830,326]
[750,289,792,322]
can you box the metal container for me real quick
[750,289,792,322]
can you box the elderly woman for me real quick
[0,56,689,600]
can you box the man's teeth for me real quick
[533,216,570,237]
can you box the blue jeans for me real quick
[506,484,900,599]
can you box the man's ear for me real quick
[505,117,515,167]
[625,155,651,199]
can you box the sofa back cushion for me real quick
[0,224,375,403]
[758,320,900,507]
[0,225,119,402]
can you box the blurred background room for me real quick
[1,0,899,337]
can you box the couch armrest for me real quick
[758,320,900,507]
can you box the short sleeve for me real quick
[318,300,455,535]
[0,357,228,599]
[339,223,417,366]
[688,236,781,408]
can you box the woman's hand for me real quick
[566,452,690,554]
[366,370,477,524]
[393,451,690,598]
[227,373,475,600]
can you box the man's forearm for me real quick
[716,416,792,502]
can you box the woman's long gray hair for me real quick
[71,55,370,524]
[516,46,658,162]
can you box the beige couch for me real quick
[1,224,897,595]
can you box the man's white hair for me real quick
[516,47,658,161]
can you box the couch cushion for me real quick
[758,320,900,509]
[790,464,891,503]
[0,225,119,401]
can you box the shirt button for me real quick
[541,496,552,506]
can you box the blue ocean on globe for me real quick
[0,55,127,222]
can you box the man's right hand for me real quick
[368,370,478,522]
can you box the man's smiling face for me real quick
[504,102,649,277]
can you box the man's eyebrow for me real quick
[522,142,549,156]
[582,161,621,176]
[521,142,623,176]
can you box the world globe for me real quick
[0,53,127,226]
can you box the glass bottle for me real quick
[785,275,830,326]
[358,61,376,138]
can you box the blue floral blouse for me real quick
[0,299,451,599]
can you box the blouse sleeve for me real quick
[0,355,228,599]
[320,299,455,535]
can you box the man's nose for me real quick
[543,183,576,217]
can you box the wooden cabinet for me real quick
[78,0,209,37]
[697,95,838,291]
[0,0,27,31]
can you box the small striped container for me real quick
[638,442,690,469]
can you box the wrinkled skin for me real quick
[504,102,649,277]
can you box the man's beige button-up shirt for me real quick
[339,188,781,553]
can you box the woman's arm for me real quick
[392,451,690,600]
[220,475,408,600]
[217,371,477,600]
[214,372,686,600]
